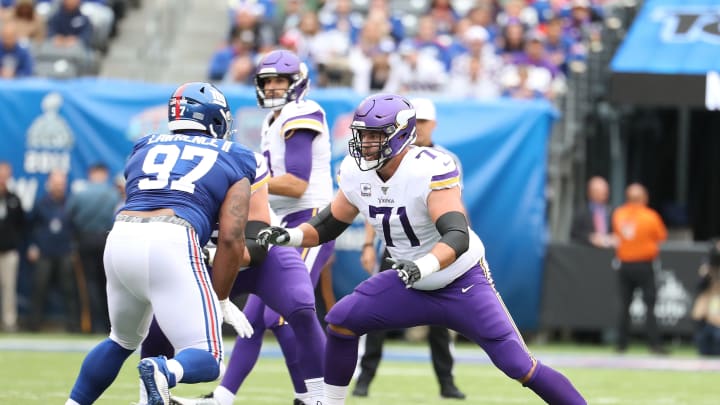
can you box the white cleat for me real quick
[138,357,171,405]
[169,395,220,405]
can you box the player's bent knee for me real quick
[284,306,317,324]
[284,286,316,309]
[518,358,538,385]
[324,295,355,327]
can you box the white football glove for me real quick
[388,254,440,288]
[257,226,304,248]
[218,299,254,338]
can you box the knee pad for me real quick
[324,297,354,329]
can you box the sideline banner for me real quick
[0,79,554,330]
[541,243,704,336]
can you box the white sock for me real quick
[304,377,324,403]
[166,359,184,385]
[65,400,81,405]
[213,385,236,405]
[323,382,348,405]
[295,391,311,403]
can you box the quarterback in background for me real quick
[207,49,336,405]
[65,82,256,405]
[257,93,587,405]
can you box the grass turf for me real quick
[1,334,718,404]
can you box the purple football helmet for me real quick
[167,82,232,139]
[254,50,309,109]
[348,94,416,171]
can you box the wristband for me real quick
[286,227,305,247]
[414,253,441,278]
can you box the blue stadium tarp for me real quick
[1,78,556,330]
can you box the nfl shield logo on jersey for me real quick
[361,183,371,197]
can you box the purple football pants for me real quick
[220,209,334,396]
[324,264,587,404]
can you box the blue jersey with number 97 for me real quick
[120,131,256,245]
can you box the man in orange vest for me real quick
[612,183,669,354]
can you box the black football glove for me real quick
[256,226,291,248]
[388,257,422,288]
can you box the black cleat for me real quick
[293,399,306,405]
[352,379,370,397]
[440,384,466,400]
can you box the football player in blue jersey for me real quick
[256,93,587,405]
[65,82,257,405]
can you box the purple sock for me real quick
[285,308,326,379]
[524,362,587,405]
[323,327,359,387]
[220,331,263,394]
[273,323,307,394]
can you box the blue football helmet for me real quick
[348,94,416,171]
[167,82,232,139]
[254,50,309,109]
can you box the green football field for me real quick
[2,333,719,404]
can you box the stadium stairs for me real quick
[99,0,229,84]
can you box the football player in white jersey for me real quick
[353,97,465,400]
[257,93,587,405]
[212,49,335,405]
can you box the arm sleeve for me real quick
[283,128,317,182]
[307,205,352,244]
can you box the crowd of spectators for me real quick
[0,0,134,79]
[209,0,611,102]
[0,0,616,103]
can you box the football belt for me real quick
[115,214,194,230]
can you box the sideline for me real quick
[2,335,720,372]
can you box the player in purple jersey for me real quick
[145,153,326,405]
[192,49,335,405]
[256,93,587,405]
[65,82,256,405]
